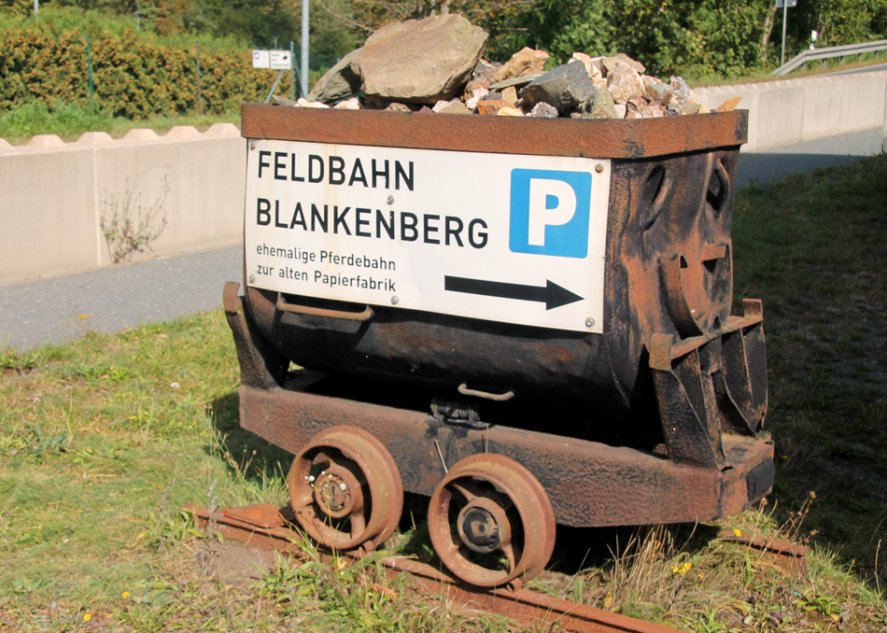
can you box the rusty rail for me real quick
[189,504,685,633]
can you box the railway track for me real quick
[190,503,685,633]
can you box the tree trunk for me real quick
[760,6,777,64]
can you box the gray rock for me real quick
[530,102,559,119]
[519,61,595,115]
[272,95,299,107]
[575,86,618,119]
[472,59,497,82]
[307,50,362,103]
[351,14,487,105]
[489,73,541,91]
[670,76,694,101]
[666,76,698,114]
[642,76,673,106]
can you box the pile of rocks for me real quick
[287,14,727,119]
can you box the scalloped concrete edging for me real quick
[694,68,887,152]
[0,124,244,284]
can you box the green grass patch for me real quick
[732,154,887,588]
[1,157,885,630]
[0,100,240,144]
[688,51,887,87]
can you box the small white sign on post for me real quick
[244,140,612,333]
[252,50,291,70]
[269,50,292,70]
[251,50,270,69]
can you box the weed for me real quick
[100,174,169,263]
[795,590,841,617]
[148,509,205,550]
[16,424,70,458]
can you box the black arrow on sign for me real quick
[444,276,583,311]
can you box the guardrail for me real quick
[773,39,887,76]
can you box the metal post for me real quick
[33,0,38,17]
[265,70,287,103]
[300,0,309,97]
[87,34,94,102]
[195,42,203,113]
[781,2,788,67]
[290,40,296,101]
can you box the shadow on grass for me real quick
[201,157,885,596]
[206,391,293,485]
[732,155,887,591]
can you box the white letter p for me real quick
[527,178,577,246]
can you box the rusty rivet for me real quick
[595,164,604,174]
[249,142,256,150]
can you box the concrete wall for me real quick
[694,69,887,152]
[1,69,885,285]
[0,124,244,284]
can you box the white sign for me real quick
[269,50,292,70]
[251,50,270,69]
[244,140,611,333]
[252,49,291,70]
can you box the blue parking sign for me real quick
[509,169,592,258]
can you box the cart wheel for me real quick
[427,454,556,589]
[288,425,403,553]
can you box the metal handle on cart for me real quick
[276,293,375,322]
[458,383,515,402]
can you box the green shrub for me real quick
[0,7,293,120]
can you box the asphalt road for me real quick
[1,127,882,352]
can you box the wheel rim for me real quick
[288,425,403,552]
[427,454,556,588]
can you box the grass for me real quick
[1,156,886,631]
[0,100,240,145]
[686,50,887,87]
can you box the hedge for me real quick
[0,25,294,118]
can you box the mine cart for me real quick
[223,104,773,589]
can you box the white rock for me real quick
[296,98,330,109]
[333,97,362,110]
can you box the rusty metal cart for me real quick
[223,104,772,590]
